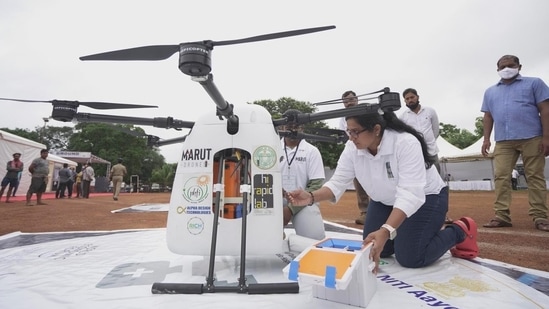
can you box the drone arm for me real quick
[278,131,346,144]
[192,74,234,120]
[299,104,380,124]
[272,104,380,127]
[297,132,344,143]
[155,136,188,147]
[72,113,194,129]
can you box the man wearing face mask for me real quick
[481,55,549,232]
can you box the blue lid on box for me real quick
[315,238,363,251]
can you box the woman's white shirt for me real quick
[323,130,445,217]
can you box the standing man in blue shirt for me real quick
[481,55,549,232]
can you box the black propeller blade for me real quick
[0,97,157,110]
[80,45,180,61]
[212,25,335,47]
[80,25,335,61]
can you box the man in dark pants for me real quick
[81,163,95,199]
[55,163,71,198]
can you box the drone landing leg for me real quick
[152,150,298,295]
[236,154,298,294]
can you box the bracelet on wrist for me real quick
[308,191,315,206]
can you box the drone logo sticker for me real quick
[252,146,277,170]
[253,174,273,209]
[187,217,205,235]
[182,175,210,203]
[181,148,212,168]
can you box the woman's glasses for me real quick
[346,128,368,139]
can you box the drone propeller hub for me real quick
[178,43,212,76]
[51,101,78,122]
[379,92,401,112]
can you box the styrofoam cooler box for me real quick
[283,238,376,308]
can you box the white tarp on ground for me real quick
[111,203,170,213]
[0,223,547,308]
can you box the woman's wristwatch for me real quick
[381,224,397,240]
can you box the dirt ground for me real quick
[1,190,548,272]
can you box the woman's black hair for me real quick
[346,111,434,169]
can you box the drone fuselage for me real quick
[166,104,284,256]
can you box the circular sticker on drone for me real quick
[182,175,210,203]
[187,217,205,235]
[252,145,277,170]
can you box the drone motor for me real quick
[179,43,212,76]
[378,92,401,112]
[51,100,78,122]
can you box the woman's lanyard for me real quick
[284,140,301,170]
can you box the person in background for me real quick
[279,109,326,240]
[11,170,23,197]
[340,90,370,225]
[81,163,95,199]
[399,88,441,172]
[287,111,478,273]
[0,153,24,203]
[481,54,549,232]
[26,149,49,206]
[511,168,519,190]
[110,158,127,201]
[55,163,71,199]
[67,167,75,198]
[399,88,452,224]
[75,168,83,198]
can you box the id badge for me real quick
[282,174,298,191]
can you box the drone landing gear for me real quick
[151,150,299,295]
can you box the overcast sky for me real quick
[1,0,548,163]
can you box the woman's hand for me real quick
[363,229,390,274]
[286,189,311,206]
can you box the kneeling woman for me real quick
[287,111,478,273]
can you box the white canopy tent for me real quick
[0,129,77,195]
[437,137,465,159]
[439,137,495,183]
